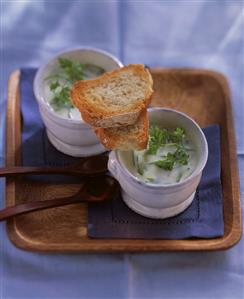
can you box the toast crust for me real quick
[95,110,149,150]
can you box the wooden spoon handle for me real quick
[0,155,109,178]
[0,195,82,222]
[0,166,73,177]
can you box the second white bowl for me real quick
[34,47,123,157]
[108,108,208,219]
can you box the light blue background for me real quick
[0,1,243,298]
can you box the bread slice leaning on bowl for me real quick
[71,64,153,128]
[95,109,149,150]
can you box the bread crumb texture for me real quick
[71,64,153,127]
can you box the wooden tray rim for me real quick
[5,68,242,252]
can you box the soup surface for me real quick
[119,126,198,185]
[44,57,105,120]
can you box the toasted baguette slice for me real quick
[95,110,148,150]
[71,64,153,128]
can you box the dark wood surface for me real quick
[5,69,242,252]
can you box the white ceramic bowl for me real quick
[34,47,123,157]
[108,108,208,219]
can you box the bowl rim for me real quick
[115,107,209,189]
[33,46,123,125]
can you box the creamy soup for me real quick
[44,58,105,120]
[119,126,198,185]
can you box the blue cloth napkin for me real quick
[20,68,224,239]
[88,124,224,239]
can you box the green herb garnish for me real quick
[148,126,185,155]
[153,148,189,171]
[147,126,189,171]
[173,147,189,165]
[58,58,85,83]
[133,152,145,175]
[154,154,175,170]
[145,177,155,182]
[45,58,104,111]
[48,82,71,110]
[176,172,183,183]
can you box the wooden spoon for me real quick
[0,155,108,178]
[0,175,119,222]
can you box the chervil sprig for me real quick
[46,58,106,111]
[148,126,168,155]
[58,57,85,83]
[147,126,189,171]
[153,148,189,171]
[45,58,87,110]
[148,125,186,155]
[49,81,72,111]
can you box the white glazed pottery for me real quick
[108,108,208,219]
[34,47,123,157]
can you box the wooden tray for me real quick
[5,68,242,252]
